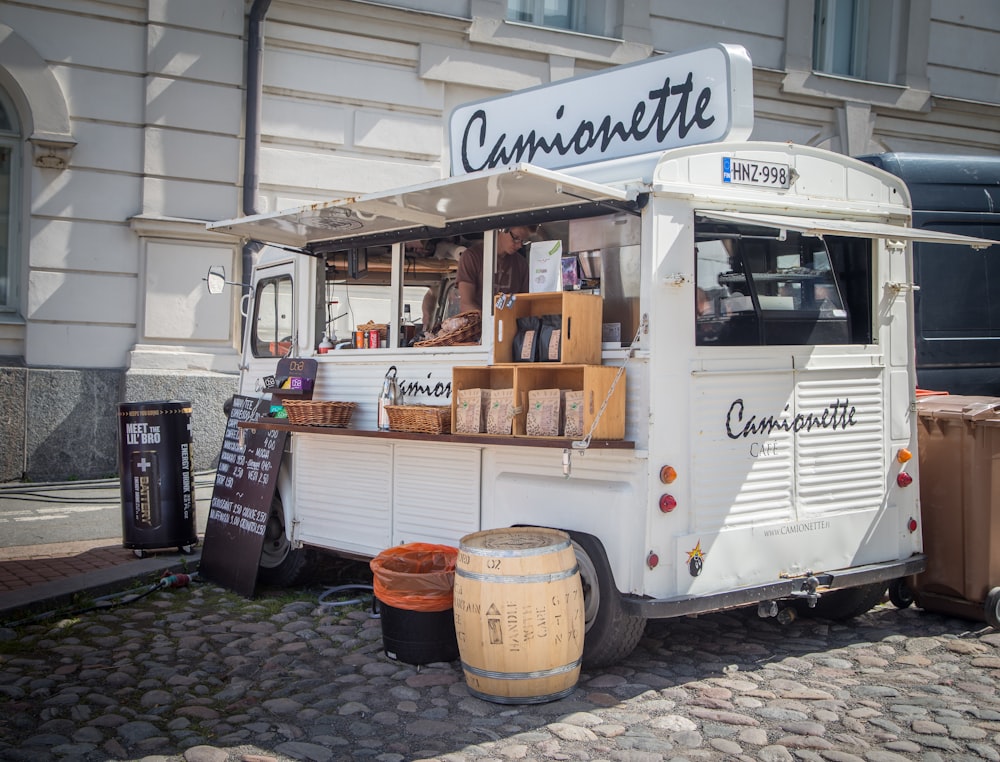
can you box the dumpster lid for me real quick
[916,394,1000,421]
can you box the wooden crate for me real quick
[451,366,515,435]
[493,291,603,365]
[451,364,625,440]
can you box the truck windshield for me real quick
[696,217,870,346]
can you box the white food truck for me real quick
[208,45,994,666]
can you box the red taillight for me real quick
[647,551,659,569]
[659,494,677,513]
[897,471,913,488]
[908,517,918,533]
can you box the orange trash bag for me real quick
[369,543,458,612]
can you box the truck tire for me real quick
[888,577,915,609]
[257,493,313,587]
[569,532,646,668]
[985,587,1000,629]
[798,582,887,621]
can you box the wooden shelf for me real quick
[238,419,634,449]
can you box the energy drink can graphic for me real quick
[129,450,162,529]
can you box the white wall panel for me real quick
[143,242,232,341]
[29,219,137,274]
[145,78,243,134]
[51,66,145,125]
[25,323,135,368]
[142,127,238,183]
[0,6,144,71]
[258,146,442,197]
[353,110,441,157]
[68,122,142,174]
[31,169,142,223]
[26,271,136,323]
[148,0,245,34]
[262,96,349,146]
[146,26,244,85]
[266,49,443,111]
[140,177,239,222]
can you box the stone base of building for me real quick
[0,361,237,482]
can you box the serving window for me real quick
[696,216,872,346]
[313,211,641,351]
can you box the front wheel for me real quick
[257,493,314,587]
[569,532,646,668]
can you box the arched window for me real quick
[0,86,19,312]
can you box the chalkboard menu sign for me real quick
[198,395,287,597]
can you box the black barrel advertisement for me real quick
[118,400,198,552]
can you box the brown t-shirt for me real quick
[456,242,529,308]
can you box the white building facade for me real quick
[0,0,997,480]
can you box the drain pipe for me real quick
[240,0,272,333]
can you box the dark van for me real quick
[858,153,1000,395]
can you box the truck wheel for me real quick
[888,577,915,609]
[257,493,313,587]
[798,582,887,621]
[569,532,646,668]
[985,587,1000,629]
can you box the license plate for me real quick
[722,157,792,189]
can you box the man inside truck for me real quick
[456,225,538,313]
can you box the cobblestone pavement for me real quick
[1,574,999,762]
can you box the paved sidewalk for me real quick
[0,475,211,622]
[0,537,203,622]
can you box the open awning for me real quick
[207,164,630,249]
[698,210,996,250]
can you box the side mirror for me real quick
[206,266,227,295]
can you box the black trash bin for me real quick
[118,400,198,556]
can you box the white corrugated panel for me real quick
[392,443,481,547]
[294,436,393,556]
[795,373,885,516]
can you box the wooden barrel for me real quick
[453,527,584,704]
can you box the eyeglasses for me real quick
[504,229,523,245]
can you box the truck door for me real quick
[240,260,296,396]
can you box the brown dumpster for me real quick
[914,395,1000,626]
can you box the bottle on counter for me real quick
[318,334,333,354]
[401,304,416,345]
[378,365,400,430]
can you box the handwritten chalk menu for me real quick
[198,395,287,597]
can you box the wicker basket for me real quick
[414,311,482,348]
[385,405,452,434]
[282,400,356,427]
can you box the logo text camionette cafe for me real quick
[448,44,754,176]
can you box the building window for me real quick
[0,87,19,312]
[507,0,583,32]
[812,0,903,83]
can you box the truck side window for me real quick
[253,275,293,358]
[696,219,867,346]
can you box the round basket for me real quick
[282,400,356,427]
[415,311,482,348]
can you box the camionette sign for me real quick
[449,43,754,176]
